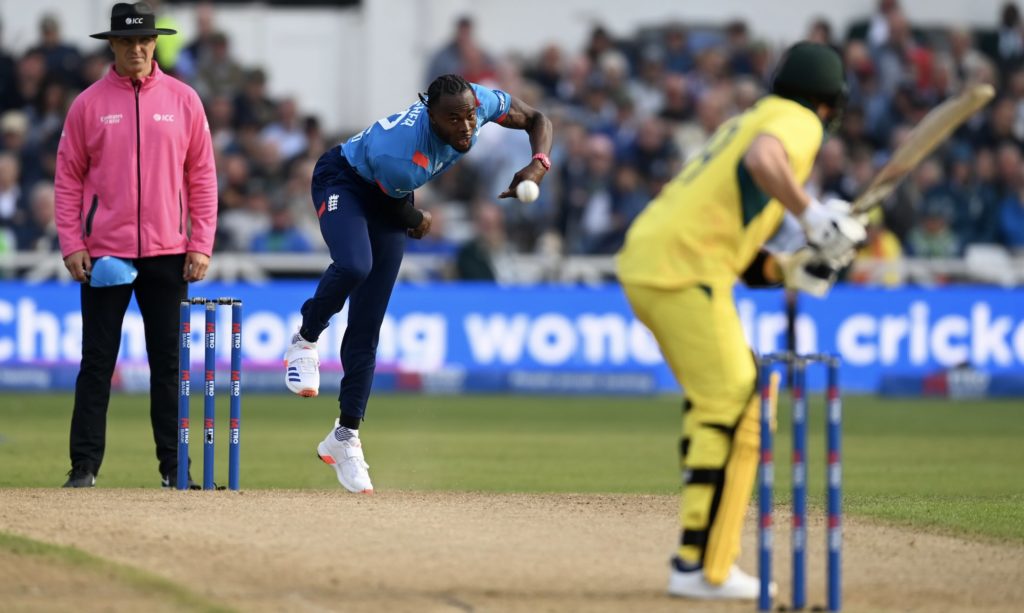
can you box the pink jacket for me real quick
[55,62,217,258]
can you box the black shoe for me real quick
[63,465,97,488]
[161,472,205,490]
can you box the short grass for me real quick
[0,531,233,612]
[1,393,1022,542]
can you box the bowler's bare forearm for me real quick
[499,96,553,158]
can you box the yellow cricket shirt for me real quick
[617,95,823,288]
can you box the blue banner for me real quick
[1,281,1023,394]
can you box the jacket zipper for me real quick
[134,80,142,258]
[178,190,183,233]
[84,194,98,237]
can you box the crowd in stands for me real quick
[1,1,1023,285]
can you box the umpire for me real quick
[55,2,217,487]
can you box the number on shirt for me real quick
[678,117,741,185]
[377,110,410,131]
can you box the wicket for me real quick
[758,352,842,611]
[177,297,243,491]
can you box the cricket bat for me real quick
[850,83,996,215]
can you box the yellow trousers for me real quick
[623,282,763,584]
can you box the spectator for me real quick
[620,116,682,183]
[954,147,1002,247]
[27,14,82,87]
[251,201,314,253]
[629,46,667,118]
[806,17,839,53]
[424,16,495,84]
[10,51,47,114]
[947,28,988,89]
[658,73,694,122]
[525,44,565,99]
[851,208,904,286]
[816,138,855,201]
[724,20,755,75]
[866,0,901,49]
[973,96,1024,151]
[1000,185,1024,250]
[996,2,1024,77]
[233,68,276,129]
[15,181,58,252]
[456,200,508,280]
[26,79,69,150]
[0,152,24,229]
[576,133,617,253]
[80,51,112,86]
[662,24,694,75]
[0,110,43,195]
[674,87,731,159]
[175,0,217,81]
[55,2,217,488]
[194,31,245,100]
[0,20,18,113]
[907,189,960,258]
[261,97,308,162]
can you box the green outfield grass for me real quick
[1,393,1022,542]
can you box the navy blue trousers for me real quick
[300,149,407,424]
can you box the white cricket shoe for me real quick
[316,427,373,494]
[284,334,319,397]
[668,564,775,600]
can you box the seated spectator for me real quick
[456,201,509,281]
[0,151,24,229]
[15,182,57,252]
[10,51,46,115]
[27,14,81,87]
[424,16,495,84]
[658,73,694,123]
[250,202,313,253]
[0,20,18,113]
[999,188,1024,251]
[851,208,903,286]
[194,31,245,100]
[674,87,730,161]
[817,138,856,201]
[907,189,960,258]
[1,110,43,192]
[662,24,694,75]
[261,97,308,162]
[233,68,276,130]
[220,192,270,251]
[954,147,1002,247]
[525,44,566,100]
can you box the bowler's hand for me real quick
[407,210,433,240]
[64,250,92,283]
[183,252,210,282]
[499,159,547,199]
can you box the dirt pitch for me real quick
[1,490,1022,613]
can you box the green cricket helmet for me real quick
[771,41,847,110]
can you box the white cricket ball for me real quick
[516,180,540,203]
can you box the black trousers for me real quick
[70,254,188,478]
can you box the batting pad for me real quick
[702,371,779,584]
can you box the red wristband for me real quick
[531,153,551,170]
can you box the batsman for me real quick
[616,42,865,600]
